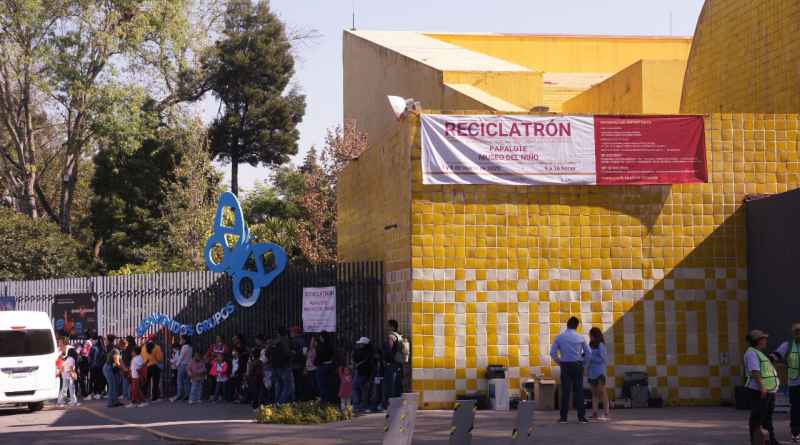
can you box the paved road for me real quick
[0,399,788,445]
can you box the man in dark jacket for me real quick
[269,328,294,404]
[89,333,106,399]
[352,337,375,412]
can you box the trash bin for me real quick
[487,365,509,411]
[521,379,535,401]
[534,379,556,411]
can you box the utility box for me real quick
[487,365,509,411]
[534,379,556,411]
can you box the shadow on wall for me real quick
[602,209,746,405]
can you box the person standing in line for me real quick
[352,337,375,412]
[129,346,148,408]
[338,364,354,411]
[270,328,294,404]
[170,335,192,402]
[772,323,800,443]
[746,330,781,445]
[289,326,307,401]
[141,334,164,402]
[89,333,106,399]
[103,343,123,408]
[118,338,131,404]
[187,351,207,404]
[315,332,338,405]
[57,348,80,407]
[550,316,592,424]
[210,353,230,402]
[305,336,319,400]
[587,327,610,421]
[382,320,407,408]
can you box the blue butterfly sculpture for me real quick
[204,192,288,307]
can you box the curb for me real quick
[78,406,280,445]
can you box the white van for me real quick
[0,311,59,411]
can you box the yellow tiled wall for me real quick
[681,0,800,113]
[338,112,800,409]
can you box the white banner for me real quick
[302,287,336,333]
[421,114,597,185]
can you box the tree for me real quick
[0,208,86,281]
[296,121,368,264]
[205,0,306,196]
[0,0,210,233]
[159,120,222,271]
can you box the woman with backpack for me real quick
[382,320,408,408]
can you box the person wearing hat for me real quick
[745,329,781,445]
[353,336,376,412]
[772,323,800,443]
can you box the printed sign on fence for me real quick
[302,286,336,333]
[52,293,97,337]
[0,296,15,311]
[421,114,707,186]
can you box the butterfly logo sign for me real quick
[204,192,288,307]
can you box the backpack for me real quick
[392,333,410,364]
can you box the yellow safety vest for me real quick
[746,347,779,392]
[788,341,799,381]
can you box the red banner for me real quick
[594,115,707,185]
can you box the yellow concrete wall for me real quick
[681,0,800,113]
[562,60,644,114]
[344,31,500,145]
[337,119,415,333]
[429,33,692,73]
[400,112,800,408]
[563,60,687,114]
[443,71,543,111]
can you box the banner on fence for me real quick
[52,293,97,337]
[420,114,707,186]
[0,296,15,311]
[302,286,336,333]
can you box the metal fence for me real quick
[2,262,384,359]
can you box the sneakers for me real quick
[579,418,590,424]
[125,404,136,408]
[69,402,81,407]
[169,396,179,402]
[138,402,149,408]
[56,403,65,408]
[792,434,799,443]
[558,418,568,424]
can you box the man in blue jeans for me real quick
[382,320,405,409]
[550,316,592,424]
[270,328,294,404]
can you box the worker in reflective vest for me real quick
[773,323,800,443]
[745,329,781,445]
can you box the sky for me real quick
[206,0,706,193]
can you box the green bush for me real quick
[255,401,353,424]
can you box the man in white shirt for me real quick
[550,316,592,424]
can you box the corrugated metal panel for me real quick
[5,263,383,359]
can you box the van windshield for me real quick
[0,329,55,357]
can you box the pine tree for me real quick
[205,0,306,196]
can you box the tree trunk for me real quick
[23,170,38,219]
[59,152,78,234]
[231,153,239,196]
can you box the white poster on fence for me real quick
[302,286,336,333]
[421,114,597,186]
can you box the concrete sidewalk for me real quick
[0,398,787,445]
[77,399,779,444]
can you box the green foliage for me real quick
[0,208,87,281]
[205,0,306,195]
[255,401,353,425]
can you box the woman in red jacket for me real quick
[209,353,230,402]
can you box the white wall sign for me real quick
[302,286,336,333]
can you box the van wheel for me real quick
[28,402,44,412]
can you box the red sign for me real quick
[594,116,707,185]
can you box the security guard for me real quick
[745,330,781,445]
[773,324,800,443]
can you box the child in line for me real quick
[210,353,230,402]
[338,365,353,411]
[57,348,80,407]
[129,346,148,408]
[187,352,207,404]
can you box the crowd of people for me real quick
[54,319,410,413]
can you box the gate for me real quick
[3,262,384,357]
